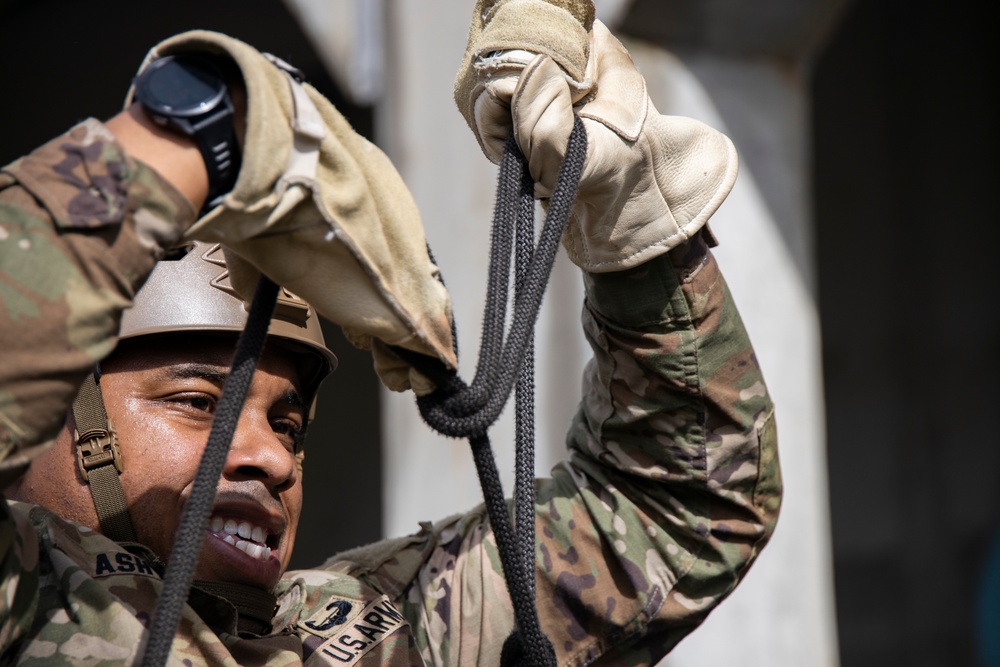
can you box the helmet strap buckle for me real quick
[74,421,123,482]
[72,373,138,543]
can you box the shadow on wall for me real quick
[813,0,1000,665]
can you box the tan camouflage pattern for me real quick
[0,119,195,482]
[0,122,779,665]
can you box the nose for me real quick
[223,406,298,493]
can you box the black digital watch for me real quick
[133,54,241,209]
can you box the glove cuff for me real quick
[455,0,593,135]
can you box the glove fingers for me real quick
[576,20,647,141]
[473,77,518,164]
[371,340,438,396]
[511,55,575,199]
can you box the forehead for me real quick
[101,334,302,389]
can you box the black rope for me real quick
[138,117,586,666]
[141,275,280,667]
[395,116,588,667]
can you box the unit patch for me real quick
[306,599,354,633]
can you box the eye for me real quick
[171,393,217,414]
[270,417,306,452]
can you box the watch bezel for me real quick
[134,55,229,119]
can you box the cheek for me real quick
[279,485,303,565]
[115,400,206,494]
[113,402,211,557]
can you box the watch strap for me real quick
[192,101,240,209]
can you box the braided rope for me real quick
[397,117,588,667]
[142,276,280,667]
[140,117,587,667]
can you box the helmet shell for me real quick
[120,242,337,395]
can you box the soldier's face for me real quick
[94,336,307,590]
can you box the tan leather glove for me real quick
[126,31,456,393]
[457,15,739,272]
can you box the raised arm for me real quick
[0,114,198,478]
[541,231,779,663]
[326,6,781,665]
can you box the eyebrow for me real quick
[159,363,306,409]
[160,363,229,386]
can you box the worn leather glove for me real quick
[126,31,456,393]
[456,12,738,272]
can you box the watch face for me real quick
[137,56,226,116]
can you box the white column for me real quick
[377,0,588,537]
[623,41,840,667]
[281,0,384,104]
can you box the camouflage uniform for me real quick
[0,121,780,665]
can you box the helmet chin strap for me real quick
[72,372,137,543]
[73,372,280,638]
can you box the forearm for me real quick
[336,233,782,666]
[0,119,196,477]
[105,103,209,210]
[538,232,781,662]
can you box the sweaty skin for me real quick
[104,103,210,212]
[8,336,307,591]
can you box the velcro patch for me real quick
[305,596,408,665]
[92,550,159,578]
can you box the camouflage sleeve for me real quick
[330,232,781,666]
[0,499,41,652]
[544,232,781,663]
[0,119,195,484]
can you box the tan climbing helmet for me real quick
[119,241,337,396]
[74,241,336,545]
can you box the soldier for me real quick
[0,1,781,665]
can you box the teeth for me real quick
[237,521,252,540]
[232,539,271,561]
[209,514,272,561]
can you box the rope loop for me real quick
[396,116,587,667]
[398,116,588,440]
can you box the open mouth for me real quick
[208,515,275,561]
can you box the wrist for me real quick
[583,251,686,328]
[105,103,209,211]
[128,54,247,212]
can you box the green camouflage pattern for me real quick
[1,500,424,665]
[0,121,779,665]
[0,120,195,481]
[334,234,780,666]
